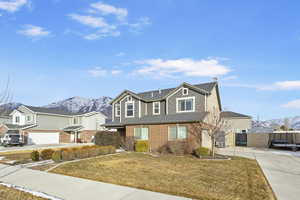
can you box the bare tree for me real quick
[0,77,13,116]
[189,110,231,158]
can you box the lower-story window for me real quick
[134,127,149,140]
[168,126,187,140]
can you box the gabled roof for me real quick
[18,105,104,117]
[2,123,37,130]
[221,111,251,119]
[111,81,217,104]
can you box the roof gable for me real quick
[221,111,251,119]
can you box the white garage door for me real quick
[28,132,60,145]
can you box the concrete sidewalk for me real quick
[218,147,300,200]
[0,164,189,200]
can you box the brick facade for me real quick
[79,130,97,143]
[125,122,207,151]
[0,125,8,136]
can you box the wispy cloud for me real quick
[17,25,51,38]
[260,81,300,90]
[133,58,231,78]
[68,2,150,40]
[88,67,122,77]
[282,99,300,109]
[0,0,28,12]
[115,52,125,57]
[90,2,128,21]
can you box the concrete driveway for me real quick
[218,147,300,200]
[0,143,93,153]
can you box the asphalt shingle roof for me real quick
[135,82,217,102]
[23,106,88,116]
[63,125,84,131]
[221,111,251,119]
[104,112,209,127]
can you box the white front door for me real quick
[28,132,60,145]
[70,133,75,142]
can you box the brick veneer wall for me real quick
[79,130,97,143]
[125,123,205,151]
[0,126,8,136]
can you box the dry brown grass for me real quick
[0,184,47,200]
[51,153,275,200]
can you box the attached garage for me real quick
[27,132,60,145]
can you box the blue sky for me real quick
[0,0,300,120]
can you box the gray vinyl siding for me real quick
[31,114,71,130]
[120,96,140,123]
[113,101,121,123]
[146,101,166,116]
[167,88,205,115]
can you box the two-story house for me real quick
[0,105,107,144]
[104,81,222,151]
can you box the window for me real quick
[26,116,31,121]
[153,102,160,115]
[176,97,195,112]
[73,117,78,124]
[182,88,189,95]
[168,126,187,140]
[115,104,120,117]
[134,127,149,140]
[15,116,20,123]
[125,102,134,117]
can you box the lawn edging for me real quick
[46,152,128,172]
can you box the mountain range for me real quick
[0,97,299,129]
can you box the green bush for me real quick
[135,141,149,152]
[40,149,55,160]
[94,132,121,148]
[31,151,40,161]
[194,147,211,158]
[52,151,62,162]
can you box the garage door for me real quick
[28,132,60,145]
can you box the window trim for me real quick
[15,116,20,123]
[134,127,149,140]
[125,101,135,118]
[182,88,189,95]
[115,104,120,117]
[168,125,188,141]
[176,96,195,113]
[152,102,160,115]
[26,115,31,121]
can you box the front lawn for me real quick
[50,153,275,200]
[0,184,46,200]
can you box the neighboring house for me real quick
[0,105,107,145]
[104,81,222,151]
[0,115,11,124]
[220,111,252,147]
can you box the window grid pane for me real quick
[178,126,187,139]
[169,127,177,140]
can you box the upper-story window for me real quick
[115,104,120,117]
[15,116,20,123]
[153,102,160,115]
[125,102,134,118]
[176,97,195,113]
[73,117,78,124]
[182,88,189,95]
[26,115,31,122]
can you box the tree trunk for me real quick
[211,135,215,158]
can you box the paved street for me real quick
[218,147,300,200]
[0,164,189,200]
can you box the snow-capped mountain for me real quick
[45,96,112,118]
[253,116,300,130]
[0,102,22,115]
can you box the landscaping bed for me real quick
[50,153,275,200]
[0,184,47,200]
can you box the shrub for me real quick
[167,141,186,155]
[94,132,121,148]
[52,151,62,162]
[61,149,76,161]
[194,147,211,158]
[40,149,55,160]
[135,141,149,152]
[31,151,39,161]
[76,148,90,159]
